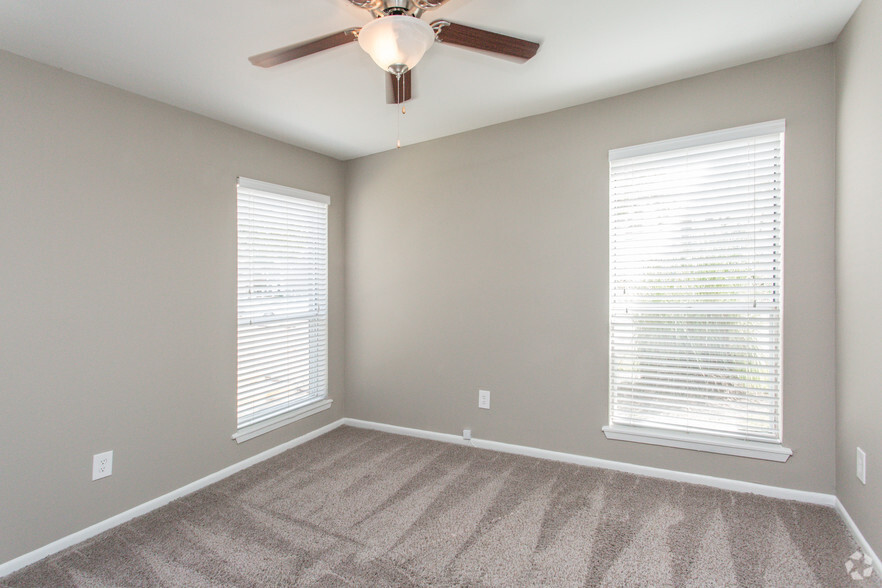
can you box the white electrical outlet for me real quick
[463,429,472,441]
[856,447,866,485]
[478,389,490,409]
[92,450,113,481]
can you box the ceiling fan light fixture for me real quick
[357,15,435,74]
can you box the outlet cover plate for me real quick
[478,389,490,409]
[93,450,113,481]
[857,447,866,485]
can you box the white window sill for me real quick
[602,425,792,462]
[232,398,333,444]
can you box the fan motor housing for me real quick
[384,0,410,15]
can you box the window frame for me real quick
[603,121,791,462]
[232,177,332,443]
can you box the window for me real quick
[604,120,791,462]
[233,178,331,443]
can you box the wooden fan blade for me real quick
[387,70,413,104]
[432,21,539,61]
[249,29,359,68]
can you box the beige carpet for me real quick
[3,426,877,587]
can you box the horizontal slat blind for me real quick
[237,178,329,430]
[609,121,784,443]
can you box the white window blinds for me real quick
[236,178,329,432]
[608,120,784,445]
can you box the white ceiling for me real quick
[0,0,861,160]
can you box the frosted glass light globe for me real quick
[358,15,435,74]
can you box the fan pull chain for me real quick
[395,71,408,148]
[401,71,406,114]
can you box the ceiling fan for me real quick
[249,0,540,105]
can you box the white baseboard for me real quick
[836,498,882,577]
[343,418,474,446]
[343,418,836,506]
[0,418,347,578]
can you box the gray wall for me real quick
[345,46,837,493]
[836,0,882,553]
[0,50,346,563]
